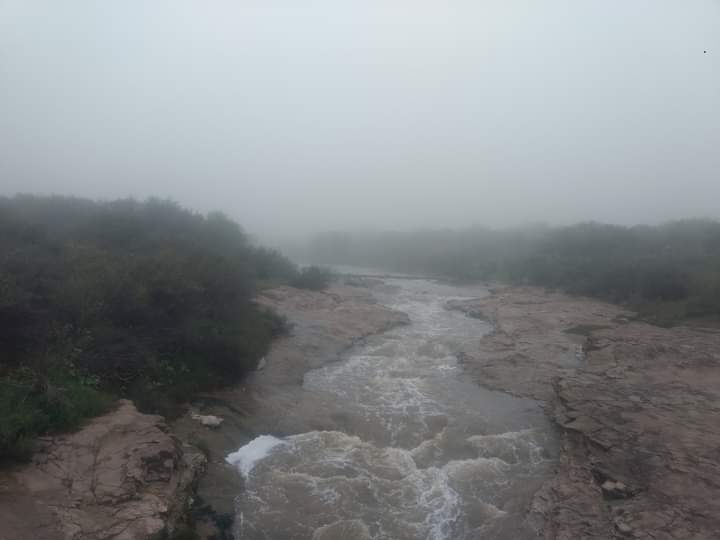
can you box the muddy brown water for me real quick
[227,278,557,539]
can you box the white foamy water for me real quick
[226,435,286,478]
[228,278,557,539]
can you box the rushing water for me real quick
[227,278,557,540]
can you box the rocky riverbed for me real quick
[450,286,720,540]
[3,280,719,540]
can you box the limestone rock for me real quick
[453,286,720,539]
[0,400,205,540]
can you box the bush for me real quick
[0,367,113,461]
[0,195,299,460]
[291,265,333,291]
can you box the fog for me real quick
[1,1,719,243]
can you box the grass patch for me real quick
[0,368,113,461]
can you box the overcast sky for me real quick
[1,1,719,241]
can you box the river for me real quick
[227,278,557,539]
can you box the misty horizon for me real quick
[2,4,720,537]
[2,1,719,242]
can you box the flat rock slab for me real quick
[453,286,720,539]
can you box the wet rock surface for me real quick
[447,287,629,402]
[452,287,720,540]
[0,400,204,540]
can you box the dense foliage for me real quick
[309,221,720,324]
[0,195,325,460]
[291,265,334,291]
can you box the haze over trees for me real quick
[2,3,718,239]
[308,220,720,325]
[0,0,718,478]
[0,195,330,460]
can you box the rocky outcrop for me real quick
[448,287,629,401]
[452,287,720,540]
[0,400,205,540]
[250,284,410,390]
[546,322,720,540]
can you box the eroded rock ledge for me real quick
[451,286,720,540]
[0,400,205,540]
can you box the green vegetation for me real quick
[0,195,329,461]
[291,265,334,291]
[0,367,113,460]
[309,220,720,325]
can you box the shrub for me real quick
[0,195,298,460]
[0,367,113,461]
[307,220,720,323]
[291,265,333,291]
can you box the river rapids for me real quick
[227,278,557,539]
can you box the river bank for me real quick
[450,286,720,539]
[0,281,407,540]
[3,279,717,539]
[0,400,205,540]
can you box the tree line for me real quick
[308,220,720,323]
